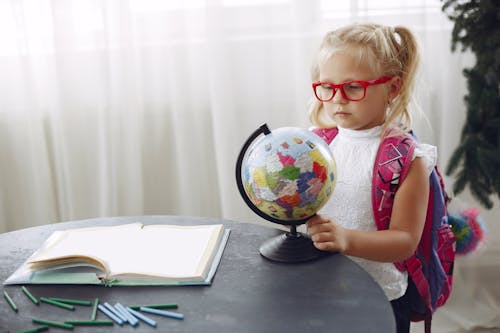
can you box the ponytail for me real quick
[385,26,420,133]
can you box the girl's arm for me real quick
[306,157,429,263]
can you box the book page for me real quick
[28,223,224,281]
[107,224,224,279]
[28,224,144,271]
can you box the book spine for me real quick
[99,277,119,287]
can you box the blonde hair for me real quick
[309,23,420,135]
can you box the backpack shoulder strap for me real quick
[372,131,417,230]
[311,127,338,145]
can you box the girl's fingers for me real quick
[313,241,336,251]
[311,231,333,243]
[308,219,335,235]
[306,215,332,228]
[308,224,330,235]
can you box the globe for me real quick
[235,124,337,262]
[237,124,336,225]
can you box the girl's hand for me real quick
[306,214,348,253]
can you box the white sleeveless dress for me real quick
[319,125,436,300]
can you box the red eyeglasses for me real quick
[312,76,392,102]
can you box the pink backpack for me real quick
[313,127,456,333]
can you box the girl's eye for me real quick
[344,84,363,90]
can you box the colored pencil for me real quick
[3,290,18,312]
[91,297,99,320]
[40,297,75,311]
[32,318,73,329]
[21,286,39,305]
[126,307,157,327]
[129,303,178,310]
[139,306,185,320]
[49,297,91,306]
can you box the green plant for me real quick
[441,0,500,209]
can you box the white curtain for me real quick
[1,0,498,331]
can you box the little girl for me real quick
[306,23,437,333]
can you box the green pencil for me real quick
[129,303,178,310]
[91,297,99,320]
[49,297,91,306]
[3,290,18,312]
[20,325,49,333]
[32,318,73,329]
[64,320,114,326]
[21,286,39,305]
[40,297,75,311]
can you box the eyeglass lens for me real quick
[315,82,365,101]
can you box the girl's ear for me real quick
[388,76,402,101]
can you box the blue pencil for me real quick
[97,304,124,325]
[126,307,157,327]
[139,306,185,320]
[103,302,127,322]
[114,303,139,326]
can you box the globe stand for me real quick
[259,225,330,263]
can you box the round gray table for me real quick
[1,216,396,332]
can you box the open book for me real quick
[4,223,230,286]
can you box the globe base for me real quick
[259,229,332,263]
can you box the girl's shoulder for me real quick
[381,126,414,141]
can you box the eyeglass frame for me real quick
[312,76,393,102]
